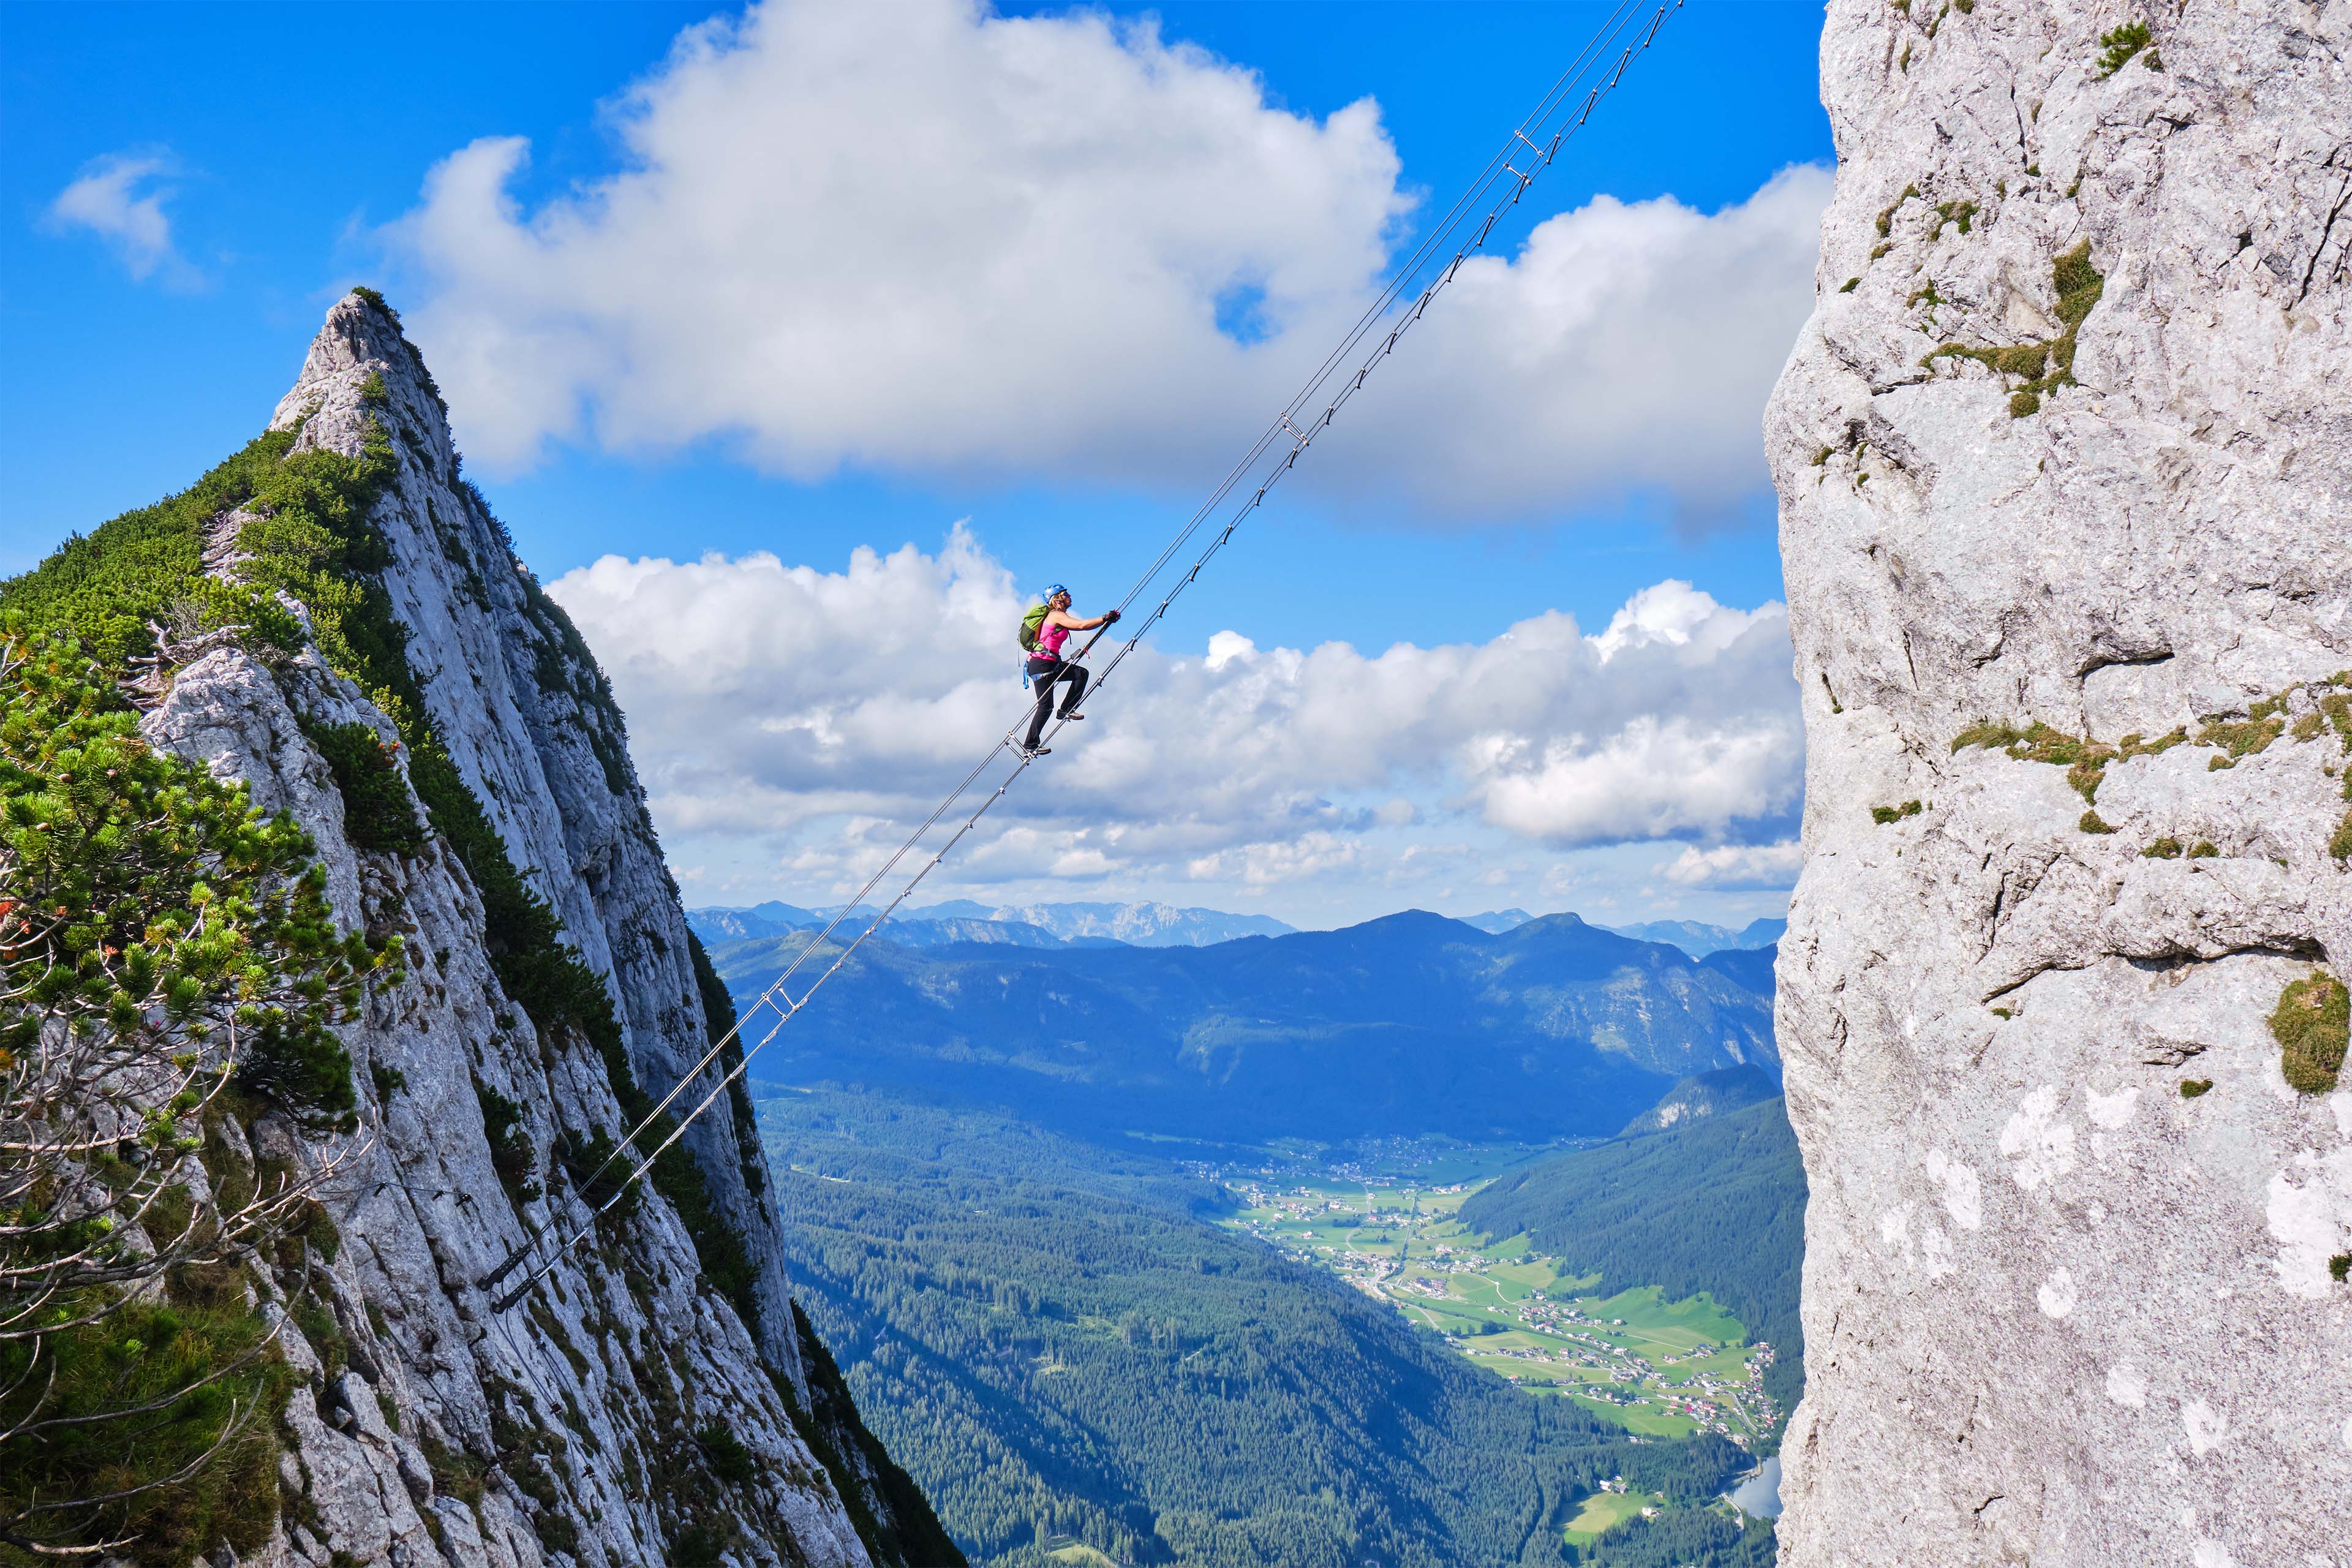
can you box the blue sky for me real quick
[3,1,1833,929]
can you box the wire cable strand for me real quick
[485,0,1684,1313]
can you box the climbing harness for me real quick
[483,0,1684,1313]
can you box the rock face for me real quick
[139,295,957,1567]
[1766,2,2351,1562]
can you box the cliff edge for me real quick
[1767,1,2350,1562]
[4,293,960,1567]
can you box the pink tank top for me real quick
[1035,618,1070,660]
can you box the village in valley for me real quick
[1215,1153,1782,1450]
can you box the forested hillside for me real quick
[1458,1098,1806,1425]
[761,1088,1763,1568]
[718,911,1776,1142]
[1618,1063,1779,1137]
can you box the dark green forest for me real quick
[762,1088,1771,1568]
[1457,1098,1806,1425]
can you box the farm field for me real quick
[1219,1156,1784,1447]
[1562,1485,1662,1544]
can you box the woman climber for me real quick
[1017,584,1118,758]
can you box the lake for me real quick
[1728,1455,1782,1518]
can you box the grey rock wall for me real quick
[1766,2,2351,1564]
[266,296,806,1387]
[1768,3,2352,1568]
[131,295,949,1567]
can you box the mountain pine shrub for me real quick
[475,1074,542,1207]
[299,718,427,855]
[2095,21,2158,76]
[1,630,402,1558]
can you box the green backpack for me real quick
[1018,602,1050,652]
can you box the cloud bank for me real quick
[386,0,1826,518]
[545,530,1802,905]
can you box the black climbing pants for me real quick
[1024,658,1087,748]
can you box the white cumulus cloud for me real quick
[386,0,1400,481]
[383,0,1825,518]
[1315,165,1831,518]
[45,152,201,289]
[1657,840,1804,891]
[545,529,1801,900]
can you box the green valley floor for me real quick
[1218,1158,1783,1448]
[758,1088,1780,1568]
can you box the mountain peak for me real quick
[270,289,456,475]
[7,292,954,1561]
[1457,908,1537,933]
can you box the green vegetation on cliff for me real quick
[0,342,766,1337]
[1,634,396,1559]
[2272,970,2349,1095]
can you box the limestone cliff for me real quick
[129,294,960,1567]
[1766,1,2350,1562]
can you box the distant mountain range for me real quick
[686,898,1290,950]
[918,899,1296,946]
[708,911,1778,1143]
[687,902,823,942]
[1458,908,1537,933]
[1447,912,1788,957]
[1604,917,1787,958]
[690,898,1787,962]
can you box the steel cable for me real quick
[486,0,1683,1311]
[1104,0,1649,620]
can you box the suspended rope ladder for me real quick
[484,0,1683,1313]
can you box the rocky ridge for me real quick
[132,295,955,1567]
[1767,1,2350,1563]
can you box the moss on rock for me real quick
[2271,970,2349,1095]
